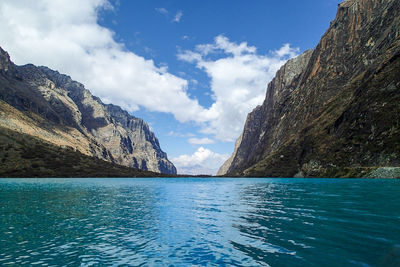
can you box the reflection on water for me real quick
[0,178,399,266]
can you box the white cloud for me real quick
[188,137,215,145]
[168,131,195,138]
[0,0,205,122]
[173,10,183,23]
[0,0,299,146]
[276,43,298,57]
[155,7,168,15]
[171,147,229,175]
[178,35,299,141]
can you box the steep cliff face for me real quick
[216,133,242,176]
[0,48,176,174]
[223,0,400,177]
[219,50,313,175]
[0,47,11,72]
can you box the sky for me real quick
[0,0,342,175]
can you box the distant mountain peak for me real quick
[0,47,177,174]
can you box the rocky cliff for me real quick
[0,47,176,175]
[221,0,400,178]
[217,133,243,176]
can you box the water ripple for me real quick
[0,178,399,266]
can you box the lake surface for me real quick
[0,178,399,266]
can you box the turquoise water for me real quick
[0,178,399,266]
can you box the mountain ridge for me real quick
[0,47,177,175]
[220,0,400,178]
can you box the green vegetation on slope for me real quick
[0,126,168,178]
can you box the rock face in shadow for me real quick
[221,0,400,177]
[0,47,176,174]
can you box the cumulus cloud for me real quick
[178,35,299,141]
[0,0,205,122]
[171,147,229,175]
[0,0,299,145]
[188,137,215,145]
[173,10,183,23]
[275,43,298,58]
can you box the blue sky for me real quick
[0,0,342,174]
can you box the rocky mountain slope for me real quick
[0,126,171,178]
[0,47,176,175]
[220,0,400,178]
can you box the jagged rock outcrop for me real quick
[222,0,400,177]
[217,133,242,176]
[0,47,176,174]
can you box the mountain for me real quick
[0,125,174,177]
[219,0,400,178]
[0,47,177,176]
